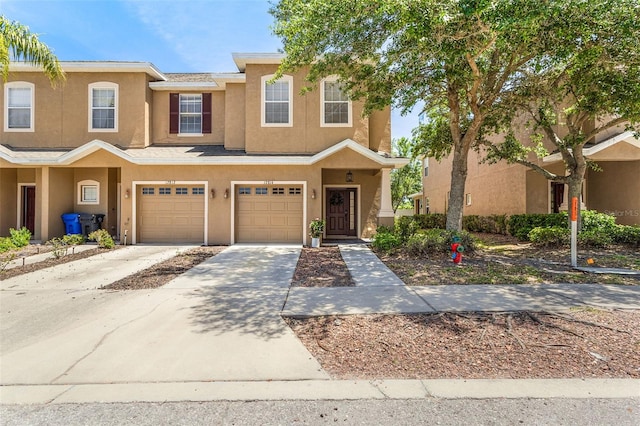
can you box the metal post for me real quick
[570,197,578,267]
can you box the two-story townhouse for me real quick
[0,53,408,244]
[414,123,640,226]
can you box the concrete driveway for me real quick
[0,245,327,387]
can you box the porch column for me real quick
[378,168,394,227]
[36,166,50,241]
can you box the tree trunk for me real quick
[566,159,587,230]
[446,143,469,231]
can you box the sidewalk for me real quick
[282,244,640,317]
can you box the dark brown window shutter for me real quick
[169,93,179,134]
[202,93,212,134]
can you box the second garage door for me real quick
[236,185,303,243]
[138,185,205,243]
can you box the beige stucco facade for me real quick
[1,55,407,244]
[418,128,640,226]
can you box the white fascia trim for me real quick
[232,52,285,72]
[408,192,423,199]
[9,61,167,81]
[149,82,220,91]
[543,131,639,163]
[0,138,410,167]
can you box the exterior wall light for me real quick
[311,189,316,199]
[346,170,353,182]
[224,189,229,199]
[124,189,130,199]
[210,189,215,199]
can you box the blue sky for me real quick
[1,0,420,140]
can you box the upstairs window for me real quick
[4,82,34,131]
[89,82,118,131]
[169,93,212,135]
[321,78,351,127]
[262,74,292,126]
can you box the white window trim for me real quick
[465,193,472,206]
[88,82,118,132]
[178,93,203,136]
[261,74,293,127]
[320,77,352,127]
[78,180,100,205]
[4,81,35,132]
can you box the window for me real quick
[288,187,301,195]
[466,193,472,206]
[255,187,268,195]
[424,158,429,177]
[272,187,285,195]
[169,93,211,135]
[262,74,292,126]
[238,187,251,195]
[176,187,188,195]
[159,187,171,195]
[89,82,118,131]
[180,94,202,134]
[4,82,34,131]
[192,187,205,195]
[321,78,351,126]
[77,180,99,205]
[142,187,155,195]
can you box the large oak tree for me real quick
[271,0,636,230]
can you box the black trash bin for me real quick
[79,213,103,236]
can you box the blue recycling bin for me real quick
[61,213,82,235]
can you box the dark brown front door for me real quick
[326,188,357,237]
[22,186,36,235]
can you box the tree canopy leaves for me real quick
[1,16,65,84]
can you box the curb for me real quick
[2,379,638,405]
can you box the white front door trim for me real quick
[131,180,208,245]
[16,182,35,230]
[322,184,362,238]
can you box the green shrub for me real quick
[508,213,567,241]
[463,215,508,234]
[88,229,115,249]
[63,234,86,246]
[578,230,612,248]
[46,237,68,258]
[528,226,570,247]
[395,216,419,242]
[9,227,31,248]
[612,225,640,247]
[412,214,446,230]
[0,237,16,253]
[580,210,617,233]
[405,229,476,255]
[371,231,401,252]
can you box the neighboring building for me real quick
[0,53,407,244]
[418,127,640,226]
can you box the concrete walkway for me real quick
[1,243,639,405]
[282,244,640,317]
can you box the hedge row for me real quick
[390,212,639,247]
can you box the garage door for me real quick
[138,185,205,243]
[236,185,303,243]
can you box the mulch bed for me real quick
[102,246,225,290]
[0,246,112,280]
[285,310,640,379]
[291,246,355,287]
